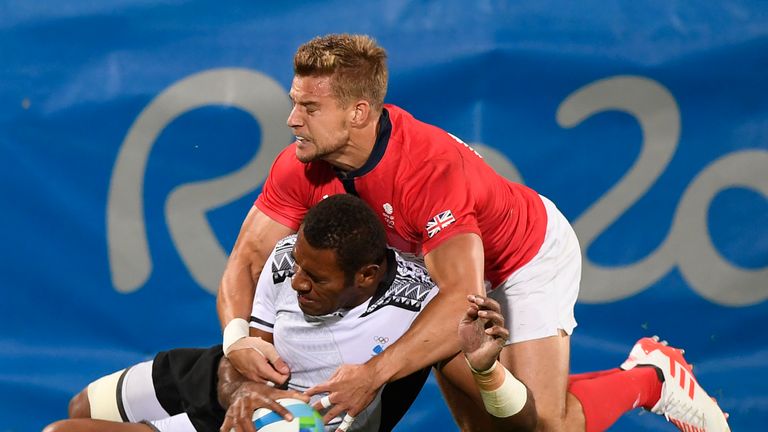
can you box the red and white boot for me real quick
[621,336,731,432]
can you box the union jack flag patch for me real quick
[425,210,456,238]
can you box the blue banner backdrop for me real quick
[1,1,766,430]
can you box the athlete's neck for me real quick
[323,111,381,173]
[345,254,390,310]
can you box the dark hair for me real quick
[294,34,388,111]
[301,194,387,279]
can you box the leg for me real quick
[440,295,538,431]
[489,196,583,431]
[436,328,668,432]
[615,336,731,431]
[43,419,154,432]
[499,331,585,432]
[44,413,198,432]
[66,347,223,430]
[433,353,497,432]
[432,193,580,431]
[68,388,90,418]
[84,368,129,421]
[75,355,186,422]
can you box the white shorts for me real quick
[87,360,196,432]
[488,195,581,344]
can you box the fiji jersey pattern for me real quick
[249,235,439,432]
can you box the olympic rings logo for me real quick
[373,336,389,344]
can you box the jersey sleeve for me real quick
[404,158,482,255]
[249,246,281,334]
[254,145,310,231]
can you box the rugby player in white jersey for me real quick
[44,195,535,432]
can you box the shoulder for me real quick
[269,234,297,284]
[273,234,297,254]
[393,251,434,288]
[385,105,463,171]
[386,104,456,145]
[360,250,436,317]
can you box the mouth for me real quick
[297,293,315,306]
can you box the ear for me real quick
[355,263,380,288]
[350,100,371,127]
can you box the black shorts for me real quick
[151,345,225,432]
[150,345,430,431]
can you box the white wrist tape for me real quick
[222,318,249,356]
[473,363,528,418]
[227,337,268,358]
[464,355,497,375]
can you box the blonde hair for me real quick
[294,34,388,111]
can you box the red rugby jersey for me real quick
[255,104,547,288]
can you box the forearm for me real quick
[368,289,467,382]
[216,206,295,329]
[217,357,249,408]
[217,268,257,328]
[218,356,307,431]
[367,233,486,383]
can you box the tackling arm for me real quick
[216,330,276,409]
[370,232,486,380]
[216,206,295,327]
[217,330,309,432]
[217,206,295,384]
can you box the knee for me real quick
[68,388,91,418]
[533,412,566,432]
[527,400,568,432]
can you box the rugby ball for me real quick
[252,398,324,432]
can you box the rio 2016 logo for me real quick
[555,77,767,306]
[107,70,767,307]
[107,69,292,295]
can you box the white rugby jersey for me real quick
[249,235,438,432]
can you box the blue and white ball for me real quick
[252,398,324,432]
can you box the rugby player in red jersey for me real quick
[218,34,729,432]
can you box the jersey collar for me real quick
[369,248,398,304]
[336,108,392,180]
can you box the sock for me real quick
[568,368,621,386]
[569,366,662,432]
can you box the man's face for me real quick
[290,230,358,316]
[287,75,352,163]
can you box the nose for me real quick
[291,267,311,293]
[286,105,302,128]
